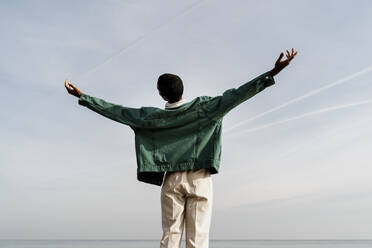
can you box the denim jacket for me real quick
[78,71,275,186]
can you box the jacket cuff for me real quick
[261,71,275,87]
[78,93,89,106]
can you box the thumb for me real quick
[69,83,77,90]
[276,52,284,64]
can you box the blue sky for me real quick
[1,0,372,240]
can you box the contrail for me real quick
[224,65,372,133]
[70,0,206,81]
[225,99,372,137]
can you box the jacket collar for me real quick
[165,98,187,109]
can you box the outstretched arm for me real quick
[64,79,143,129]
[203,48,298,120]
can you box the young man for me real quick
[65,48,297,248]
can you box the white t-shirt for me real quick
[165,99,188,109]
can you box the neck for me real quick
[168,97,183,104]
[165,98,187,109]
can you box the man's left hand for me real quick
[270,48,298,77]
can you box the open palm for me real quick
[270,48,298,77]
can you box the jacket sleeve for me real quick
[202,71,275,120]
[78,93,143,128]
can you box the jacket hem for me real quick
[138,159,220,173]
[137,160,220,186]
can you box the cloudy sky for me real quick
[1,0,372,240]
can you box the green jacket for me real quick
[78,71,275,186]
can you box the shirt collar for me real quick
[165,98,187,109]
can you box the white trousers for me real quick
[160,168,213,248]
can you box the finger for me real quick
[65,79,73,87]
[286,53,290,59]
[291,48,294,55]
[65,82,71,90]
[66,84,75,92]
[65,81,72,89]
[276,52,284,63]
[290,50,298,61]
[291,51,297,60]
[286,50,290,57]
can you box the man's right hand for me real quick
[65,78,82,98]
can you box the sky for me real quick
[1,0,372,240]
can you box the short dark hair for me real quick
[157,73,183,103]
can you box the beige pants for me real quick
[160,168,213,248]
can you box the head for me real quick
[157,73,183,103]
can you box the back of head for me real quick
[157,73,184,103]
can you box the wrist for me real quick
[269,69,277,77]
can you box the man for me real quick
[65,48,297,248]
